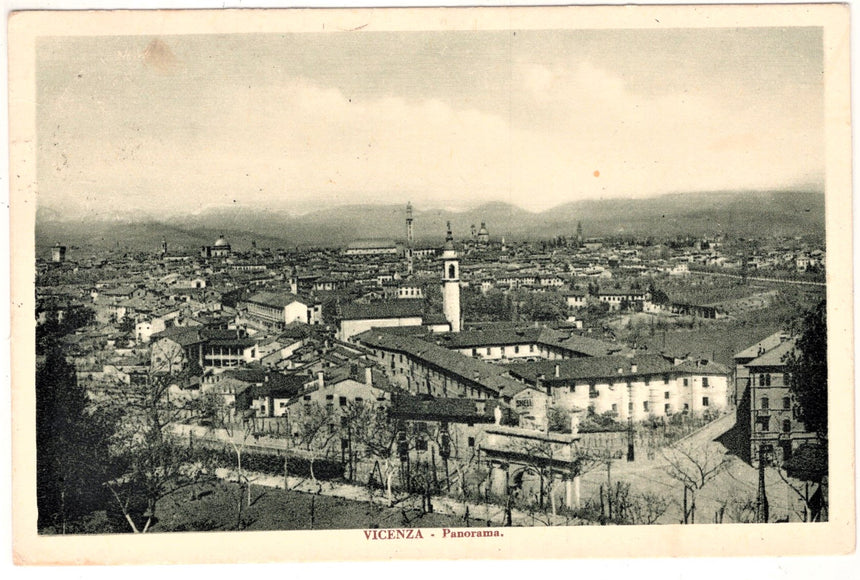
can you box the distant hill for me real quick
[35,190,824,254]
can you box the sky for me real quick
[36,27,824,219]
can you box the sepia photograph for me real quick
[8,3,854,565]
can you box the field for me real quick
[610,283,823,366]
[150,481,484,533]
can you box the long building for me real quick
[434,326,624,362]
[507,355,729,422]
[354,330,529,401]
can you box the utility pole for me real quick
[627,384,635,462]
[755,446,769,523]
[606,457,613,521]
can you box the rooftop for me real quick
[340,300,428,321]
[355,330,529,397]
[246,291,305,309]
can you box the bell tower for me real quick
[441,221,461,332]
[406,202,414,276]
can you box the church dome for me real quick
[214,235,228,247]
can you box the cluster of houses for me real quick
[36,208,824,508]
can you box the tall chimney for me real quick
[365,366,373,386]
[554,364,560,378]
[317,371,324,388]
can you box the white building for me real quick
[441,222,461,333]
[508,355,729,422]
[244,291,310,326]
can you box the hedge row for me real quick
[188,446,344,480]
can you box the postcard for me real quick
[8,4,854,565]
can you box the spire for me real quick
[446,221,453,242]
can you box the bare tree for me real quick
[725,495,757,523]
[289,401,339,486]
[104,372,205,533]
[433,426,484,500]
[662,441,733,524]
[626,490,672,525]
[195,391,257,529]
[772,463,825,523]
[345,402,400,506]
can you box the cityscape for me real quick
[36,200,827,532]
[31,27,829,535]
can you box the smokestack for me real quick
[317,371,324,388]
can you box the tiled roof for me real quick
[246,291,305,309]
[746,339,797,368]
[434,327,544,348]
[355,330,528,397]
[507,354,675,384]
[390,393,495,422]
[346,239,397,250]
[340,300,427,321]
[537,329,624,357]
[150,326,206,347]
[674,359,730,375]
[734,331,791,360]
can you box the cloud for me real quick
[38,55,822,218]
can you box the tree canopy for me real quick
[36,348,119,532]
[784,299,827,440]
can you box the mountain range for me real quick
[36,190,825,253]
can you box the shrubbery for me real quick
[187,446,344,480]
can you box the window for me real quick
[761,397,769,410]
[702,397,709,407]
[340,416,348,427]
[683,378,689,387]
[783,397,791,410]
[467,437,475,448]
[472,348,477,357]
[326,394,334,401]
[416,438,428,451]
[664,403,670,413]
[530,345,535,353]
[664,391,670,400]
[756,416,770,432]
[782,419,791,433]
[643,401,649,412]
[702,377,709,388]
[611,403,618,412]
[589,385,599,399]
[303,395,311,401]
[628,401,633,412]
[759,373,771,387]
[683,403,690,412]
[448,264,456,278]
[514,345,520,354]
[339,396,347,406]
[663,375,670,384]
[355,397,363,404]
